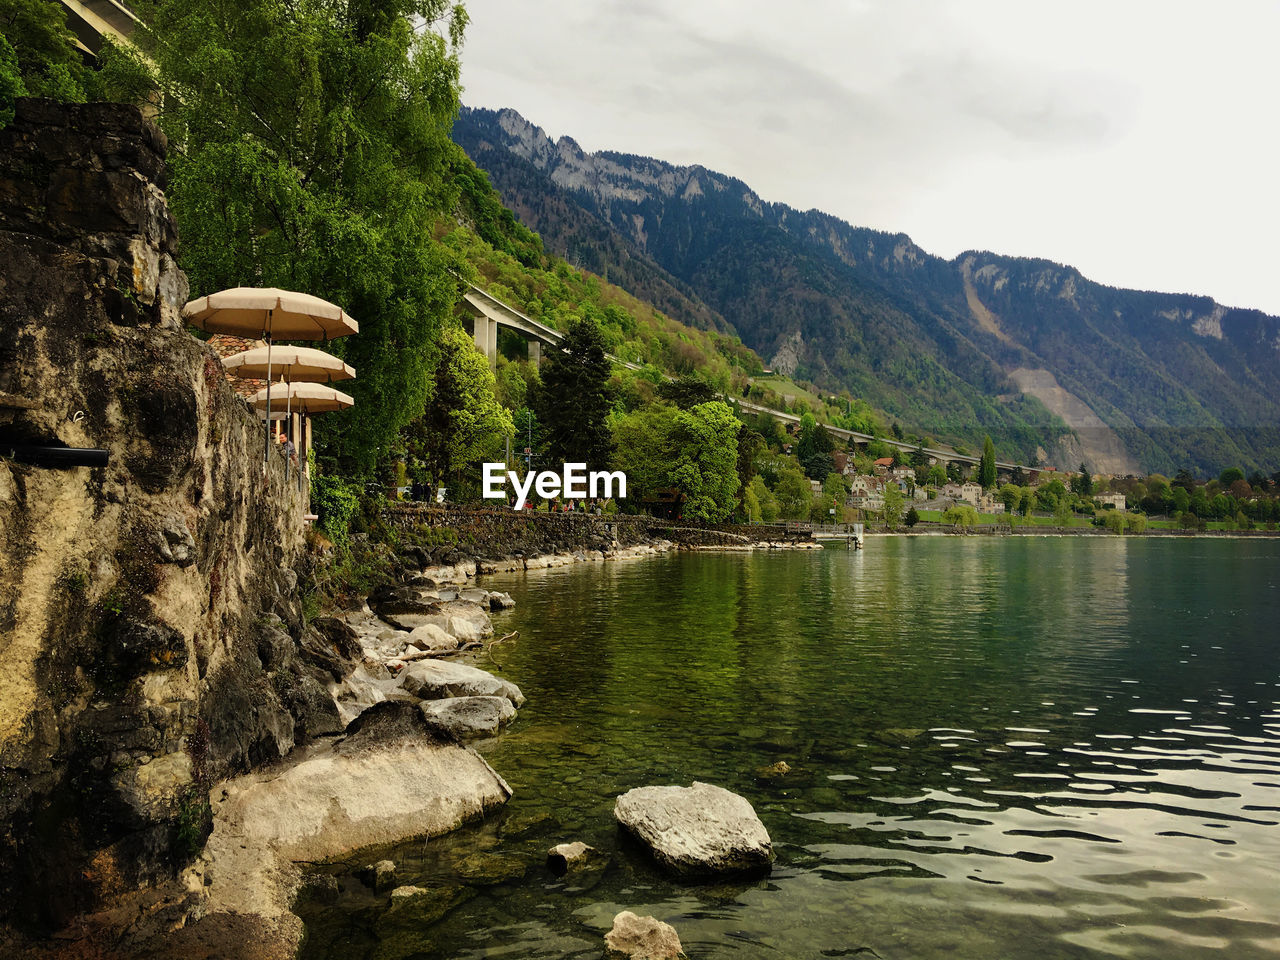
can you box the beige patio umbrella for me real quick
[183,287,358,464]
[184,288,358,340]
[222,345,355,383]
[226,347,356,477]
[249,382,355,414]
[250,383,355,487]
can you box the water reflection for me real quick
[299,538,1280,960]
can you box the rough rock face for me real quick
[604,910,685,960]
[399,660,525,706]
[614,781,774,877]
[186,702,511,957]
[419,695,516,739]
[0,99,344,934]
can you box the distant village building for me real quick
[873,457,894,474]
[849,491,885,513]
[941,482,983,504]
[1096,492,1127,511]
[849,475,881,496]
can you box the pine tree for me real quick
[979,435,997,489]
[535,318,614,469]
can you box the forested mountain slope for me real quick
[452,106,1280,475]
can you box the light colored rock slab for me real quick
[419,695,516,739]
[614,781,773,876]
[399,660,524,707]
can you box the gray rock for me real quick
[487,591,516,610]
[388,884,427,901]
[419,696,515,739]
[614,781,774,877]
[155,514,196,566]
[362,859,397,893]
[755,760,791,779]
[547,841,598,873]
[404,623,459,655]
[399,660,524,707]
[604,910,684,959]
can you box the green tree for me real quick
[904,506,920,528]
[998,483,1023,514]
[1127,513,1148,533]
[942,504,979,529]
[129,0,469,471]
[882,483,904,529]
[1071,462,1094,497]
[797,414,835,480]
[667,401,741,521]
[537,317,614,469]
[1219,467,1245,487]
[773,464,812,520]
[749,475,779,523]
[657,374,717,409]
[610,404,679,503]
[979,435,996,489]
[404,325,512,483]
[0,0,100,115]
[1054,497,1073,527]
[1103,510,1127,534]
[736,426,766,489]
[742,481,761,522]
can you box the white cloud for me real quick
[459,0,1280,313]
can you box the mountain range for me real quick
[452,106,1280,475]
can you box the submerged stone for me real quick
[614,781,774,877]
[604,910,685,959]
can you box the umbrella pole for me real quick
[285,374,293,483]
[263,311,273,469]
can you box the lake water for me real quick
[299,537,1280,959]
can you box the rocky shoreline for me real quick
[148,538,694,958]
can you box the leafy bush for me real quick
[311,475,361,547]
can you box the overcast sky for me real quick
[457,0,1280,316]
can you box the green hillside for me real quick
[452,106,1280,476]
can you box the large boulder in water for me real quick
[419,695,516,739]
[399,660,524,707]
[613,781,773,877]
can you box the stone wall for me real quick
[382,506,810,558]
[0,100,340,934]
[383,505,656,560]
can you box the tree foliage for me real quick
[128,0,469,471]
[0,0,93,114]
[536,317,614,469]
[667,401,741,521]
[882,483,904,529]
[404,324,512,482]
[979,435,996,489]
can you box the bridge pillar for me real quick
[528,339,541,366]
[472,314,497,370]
